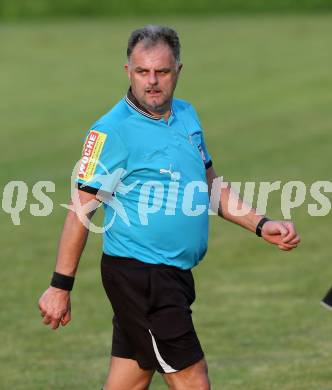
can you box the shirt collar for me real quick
[125,87,174,121]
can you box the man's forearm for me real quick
[39,191,98,330]
[206,167,264,233]
[218,183,264,233]
[54,209,90,277]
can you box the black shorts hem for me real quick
[155,351,205,374]
[111,352,155,371]
[111,351,136,360]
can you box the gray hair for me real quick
[127,25,181,65]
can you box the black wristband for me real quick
[256,217,270,237]
[50,272,75,291]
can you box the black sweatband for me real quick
[256,217,270,237]
[205,160,213,170]
[50,272,75,291]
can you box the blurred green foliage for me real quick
[0,0,332,20]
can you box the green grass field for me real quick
[1,15,332,389]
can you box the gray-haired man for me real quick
[39,25,300,389]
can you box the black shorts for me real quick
[101,253,204,373]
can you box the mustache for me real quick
[145,88,161,92]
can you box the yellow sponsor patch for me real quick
[78,130,107,181]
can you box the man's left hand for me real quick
[261,220,301,251]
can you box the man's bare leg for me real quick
[103,356,155,390]
[162,358,210,390]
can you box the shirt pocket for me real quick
[139,145,174,181]
[141,145,170,162]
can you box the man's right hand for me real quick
[38,286,71,330]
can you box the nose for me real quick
[148,70,158,85]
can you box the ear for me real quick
[124,63,130,80]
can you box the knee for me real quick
[166,374,211,390]
[167,381,210,390]
[192,366,211,390]
[195,377,211,390]
[197,362,210,390]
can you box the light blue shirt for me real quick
[77,92,212,270]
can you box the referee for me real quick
[38,25,301,389]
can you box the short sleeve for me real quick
[199,132,212,169]
[188,104,213,169]
[76,126,128,195]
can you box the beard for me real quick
[142,95,171,115]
